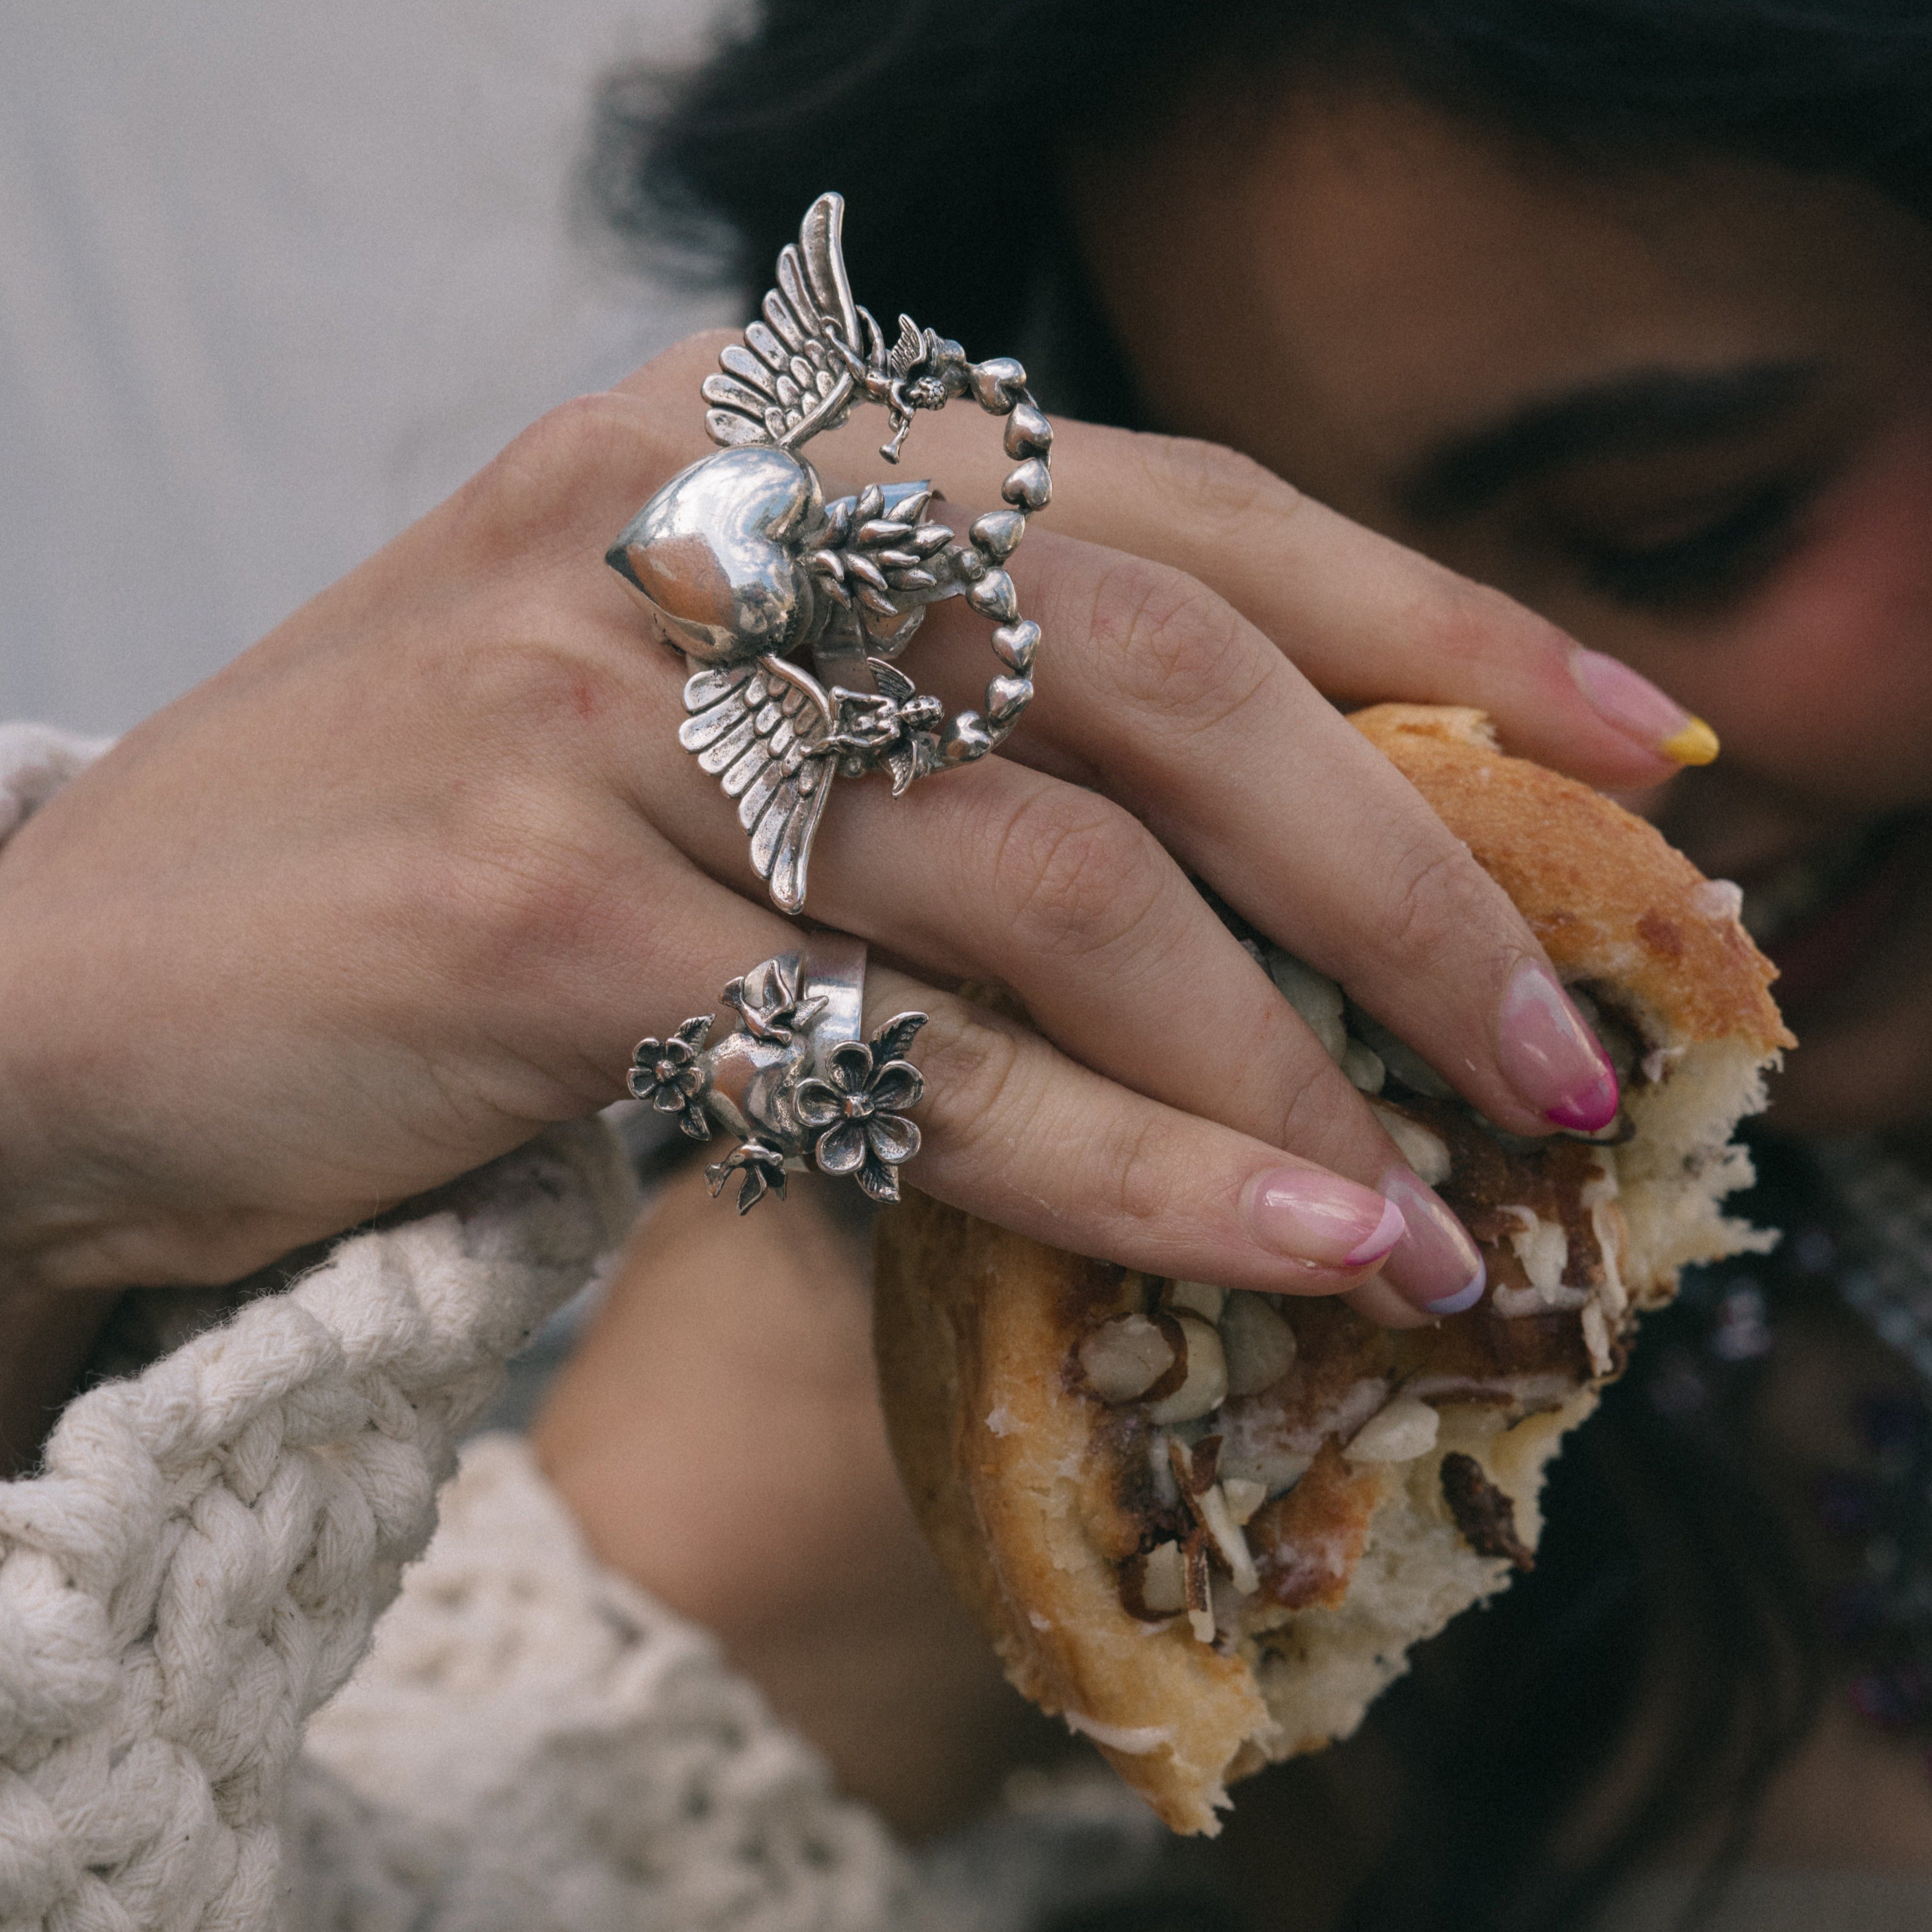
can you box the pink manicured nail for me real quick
[1569,648,1719,766]
[1242,1169,1407,1268]
[1496,960,1620,1131]
[1379,1168,1487,1315]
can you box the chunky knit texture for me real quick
[0,1105,640,1928]
[296,1432,930,1932]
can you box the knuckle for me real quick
[401,734,613,986]
[917,999,1176,1241]
[915,1003,1033,1151]
[1271,1059,1376,1173]
[1097,1108,1174,1232]
[500,632,625,721]
[1379,823,1503,962]
[1134,433,1301,528]
[1412,570,1570,674]
[1086,555,1266,732]
[434,635,632,753]
[988,788,1167,962]
[457,392,683,556]
[454,811,610,981]
[437,809,610,987]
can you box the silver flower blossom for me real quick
[794,1014,927,1204]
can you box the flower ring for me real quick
[632,941,927,1213]
[794,1025,926,1206]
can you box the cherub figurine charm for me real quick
[605,192,1052,913]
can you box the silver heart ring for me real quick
[627,934,928,1212]
[606,192,1052,914]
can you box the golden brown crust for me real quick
[875,1195,1270,1833]
[1347,705,1791,1052]
[875,704,1788,1837]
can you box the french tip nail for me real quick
[1342,1195,1408,1267]
[1546,1063,1620,1133]
[1425,1264,1487,1318]
[1569,647,1714,766]
[1659,716,1719,766]
[1547,1098,1619,1132]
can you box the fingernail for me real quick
[1379,1167,1487,1314]
[1242,1169,1407,1268]
[1497,960,1620,1131]
[1570,647,1718,765]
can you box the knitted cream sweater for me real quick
[0,726,1168,1932]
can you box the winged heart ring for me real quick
[628,935,928,1213]
[606,191,1053,914]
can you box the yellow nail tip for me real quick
[1660,716,1719,766]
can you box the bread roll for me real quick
[873,705,1791,1834]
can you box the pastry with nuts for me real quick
[872,704,1792,1834]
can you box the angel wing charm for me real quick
[679,658,837,913]
[607,191,1055,914]
[700,194,863,453]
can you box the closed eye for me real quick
[1563,472,1821,610]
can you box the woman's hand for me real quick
[0,332,1682,1317]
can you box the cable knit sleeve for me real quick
[0,1116,641,1929]
[292,1434,934,1932]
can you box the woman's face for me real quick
[1068,78,1932,1142]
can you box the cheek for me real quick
[1643,420,1932,808]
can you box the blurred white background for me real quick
[0,0,731,734]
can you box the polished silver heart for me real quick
[606,445,827,664]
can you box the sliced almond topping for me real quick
[1264,950,1347,1062]
[1581,1301,1615,1377]
[1501,1206,1571,1301]
[1221,1477,1267,1525]
[1341,1038,1386,1094]
[1221,1290,1297,1396]
[1184,1540,1216,1644]
[1165,1279,1228,1322]
[1371,1104,1453,1187]
[1120,1539,1188,1620]
[1077,1312,1178,1404]
[1144,1314,1227,1425]
[1196,1483,1261,1597]
[1344,1393,1441,1463]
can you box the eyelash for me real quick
[1574,475,1817,609]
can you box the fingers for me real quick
[435,339,1511,1315]
[1047,428,1716,780]
[632,713,1484,1319]
[819,529,1620,1146]
[571,333,1709,791]
[809,405,1714,785]
[1020,534,1619,1138]
[862,966,1425,1311]
[585,852,1433,1315]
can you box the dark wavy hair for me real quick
[592,6,1932,1927]
[595,0,1932,414]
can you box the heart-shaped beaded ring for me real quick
[606,192,1052,914]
